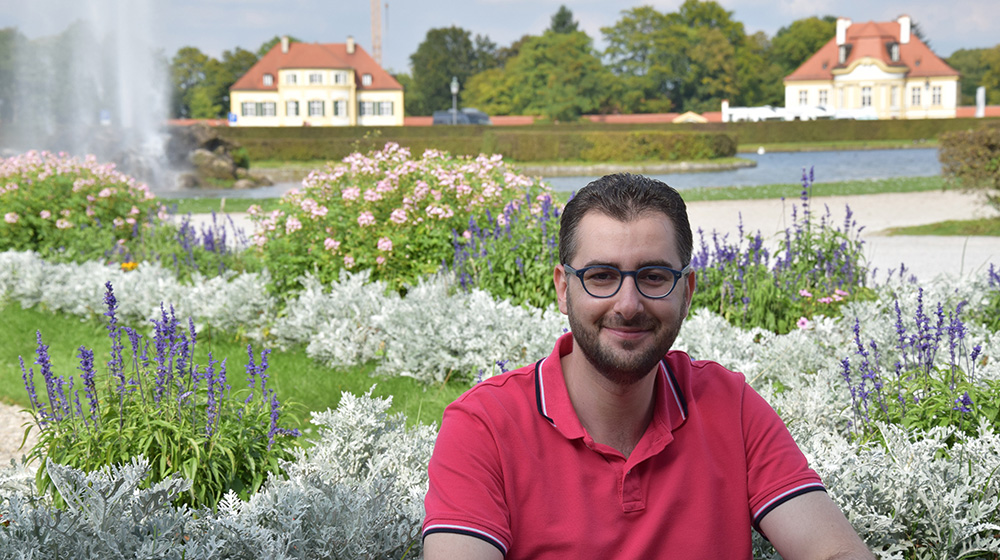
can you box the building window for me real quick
[308,100,324,116]
[333,100,347,116]
[359,101,374,116]
[285,73,297,85]
[818,90,828,106]
[333,72,347,85]
[798,90,808,105]
[309,72,323,84]
[362,73,373,86]
[890,86,899,108]
[241,102,256,117]
[263,74,274,86]
[889,43,899,62]
[932,86,942,105]
[861,86,872,107]
[261,102,276,116]
[911,87,922,106]
[838,45,850,64]
[378,101,393,115]
[286,100,299,117]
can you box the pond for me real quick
[156,147,942,199]
[542,147,941,192]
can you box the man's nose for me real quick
[612,275,644,319]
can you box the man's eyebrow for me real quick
[581,259,678,269]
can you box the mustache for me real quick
[599,316,657,330]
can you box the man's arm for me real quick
[423,533,504,560]
[759,491,875,560]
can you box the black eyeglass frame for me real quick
[562,263,692,300]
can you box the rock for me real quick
[167,123,273,189]
[233,179,257,190]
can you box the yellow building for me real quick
[229,36,404,127]
[784,15,960,119]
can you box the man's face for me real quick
[555,210,695,386]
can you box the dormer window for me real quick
[362,73,373,86]
[263,73,274,86]
[889,42,900,62]
[838,45,851,64]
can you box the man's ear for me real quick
[555,264,569,315]
[681,269,697,319]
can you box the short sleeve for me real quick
[741,384,826,530]
[423,398,512,555]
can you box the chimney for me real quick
[721,99,730,122]
[898,15,911,44]
[836,18,851,45]
[346,35,355,55]
[281,35,289,54]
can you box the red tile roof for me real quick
[786,20,958,82]
[230,40,402,91]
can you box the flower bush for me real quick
[450,192,561,309]
[0,151,167,261]
[691,168,873,333]
[249,143,550,294]
[19,282,300,509]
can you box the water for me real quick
[155,147,942,199]
[4,0,169,185]
[543,147,942,192]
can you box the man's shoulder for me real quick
[664,350,748,389]
[449,361,539,414]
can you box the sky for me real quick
[0,0,997,75]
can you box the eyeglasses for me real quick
[563,263,691,299]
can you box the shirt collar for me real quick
[534,333,688,441]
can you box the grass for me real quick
[886,217,1000,236]
[0,303,467,433]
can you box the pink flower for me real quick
[796,317,811,329]
[462,230,472,240]
[4,212,19,224]
[798,289,813,298]
[363,189,382,202]
[113,217,125,228]
[344,255,355,269]
[39,210,52,219]
[98,188,113,198]
[285,216,303,234]
[389,208,407,224]
[818,297,833,304]
[376,255,386,265]
[341,187,361,201]
[55,218,73,229]
[377,237,393,252]
[357,211,376,227]
[324,237,341,252]
[835,288,849,297]
[60,209,72,217]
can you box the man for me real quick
[422,174,873,559]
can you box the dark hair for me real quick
[558,173,693,267]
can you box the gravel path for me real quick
[0,401,38,468]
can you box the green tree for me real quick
[255,35,302,58]
[170,46,212,118]
[734,31,784,107]
[488,31,617,121]
[601,6,678,113]
[549,5,579,34]
[408,26,481,115]
[949,48,993,105]
[982,45,1000,105]
[770,16,837,75]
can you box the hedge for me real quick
[939,125,1000,210]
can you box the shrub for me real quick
[19,281,300,509]
[841,288,997,443]
[0,151,167,260]
[449,192,561,308]
[249,142,551,294]
[690,168,873,333]
[939,126,1000,211]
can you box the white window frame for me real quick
[308,100,324,117]
[932,86,942,106]
[378,101,393,115]
[333,100,347,117]
[818,90,828,106]
[333,72,347,85]
[241,102,257,117]
[285,73,297,85]
[359,101,374,116]
[309,72,323,85]
[286,100,299,117]
[798,90,808,105]
[911,87,922,106]
[362,73,373,86]
[261,102,276,116]
[861,86,872,107]
[263,74,274,86]
[890,86,899,108]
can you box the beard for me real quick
[566,291,685,387]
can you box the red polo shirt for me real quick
[423,333,825,558]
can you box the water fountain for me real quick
[1,0,173,189]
